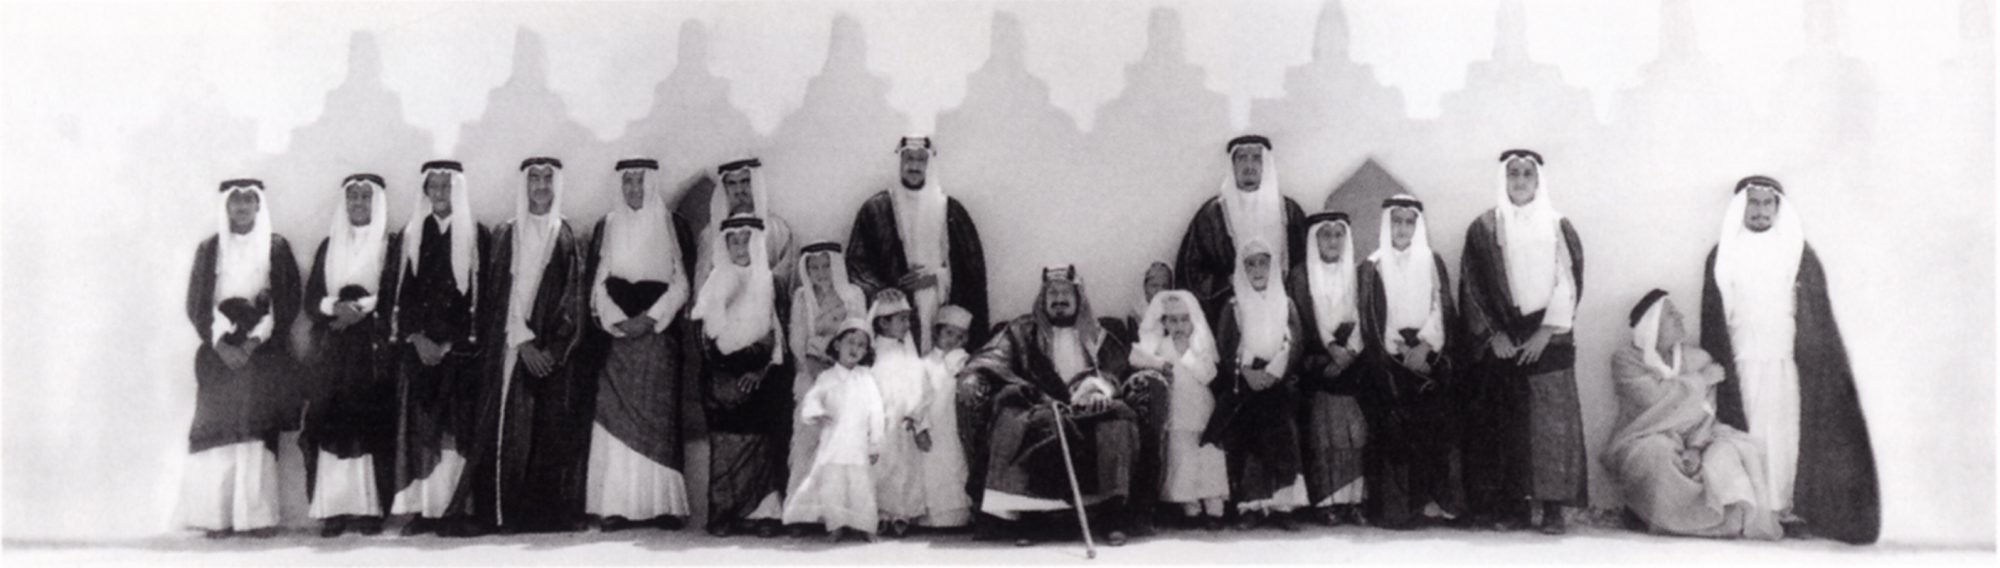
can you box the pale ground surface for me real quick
[5,523,1990,566]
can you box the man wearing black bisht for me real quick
[300,173,403,537]
[845,135,990,352]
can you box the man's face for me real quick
[804,253,833,287]
[621,170,647,210]
[725,231,753,267]
[424,172,453,218]
[1042,281,1079,324]
[525,167,555,215]
[1316,222,1347,263]
[345,184,373,227]
[722,169,755,215]
[875,311,911,340]
[934,324,967,352]
[1506,159,1539,206]
[1743,186,1780,233]
[1243,252,1273,291]
[1232,146,1263,191]
[226,190,260,235]
[899,149,929,190]
[1655,299,1686,351]
[1390,208,1419,251]
[1142,265,1172,302]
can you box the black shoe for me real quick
[654,516,686,531]
[971,516,1008,541]
[1270,512,1299,532]
[1538,504,1567,535]
[202,529,234,539]
[400,517,435,537]
[756,519,783,538]
[706,520,732,537]
[1127,517,1157,537]
[352,516,384,536]
[437,519,493,538]
[600,516,637,533]
[1105,530,1128,546]
[1234,514,1260,531]
[320,516,348,538]
[1203,517,1226,532]
[238,527,281,538]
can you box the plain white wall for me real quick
[2,0,1990,547]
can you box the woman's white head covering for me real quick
[322,174,389,315]
[692,214,777,354]
[403,161,478,294]
[1495,150,1569,315]
[1629,289,1681,378]
[1713,175,1805,327]
[1230,237,1291,365]
[504,158,567,348]
[1370,194,1441,353]
[1220,136,1289,271]
[1303,213,1359,350]
[1136,289,1217,368]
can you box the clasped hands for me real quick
[1488,326,1557,365]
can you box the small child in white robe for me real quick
[868,290,929,535]
[1129,290,1230,527]
[914,305,975,529]
[782,319,885,542]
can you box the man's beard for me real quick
[1047,310,1078,327]
[901,174,925,190]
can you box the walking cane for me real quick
[1049,400,1097,559]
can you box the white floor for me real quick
[5,524,1990,566]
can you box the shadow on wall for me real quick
[36,0,1994,544]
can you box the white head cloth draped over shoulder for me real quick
[323,174,389,315]
[1495,149,1575,329]
[1136,289,1218,371]
[1221,135,1289,270]
[693,214,778,355]
[1230,237,1291,367]
[709,158,770,235]
[404,160,478,294]
[797,242,867,337]
[1629,289,1681,378]
[601,159,682,284]
[1370,194,1442,354]
[1713,175,1805,329]
[213,179,275,343]
[1304,212,1359,349]
[505,157,567,349]
[894,135,952,350]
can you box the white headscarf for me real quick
[692,215,778,354]
[1496,153,1574,328]
[892,136,952,351]
[708,159,770,238]
[1230,238,1291,374]
[213,180,274,343]
[1220,141,1288,271]
[594,162,688,336]
[1630,291,1682,379]
[795,243,868,349]
[505,159,566,349]
[322,174,388,315]
[1713,178,1805,330]
[215,180,273,303]
[1370,195,1443,355]
[1304,216,1359,350]
[403,163,478,295]
[1134,289,1218,373]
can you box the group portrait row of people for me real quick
[179,134,1881,549]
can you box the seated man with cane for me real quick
[958,265,1144,548]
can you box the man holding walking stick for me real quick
[958,265,1145,548]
